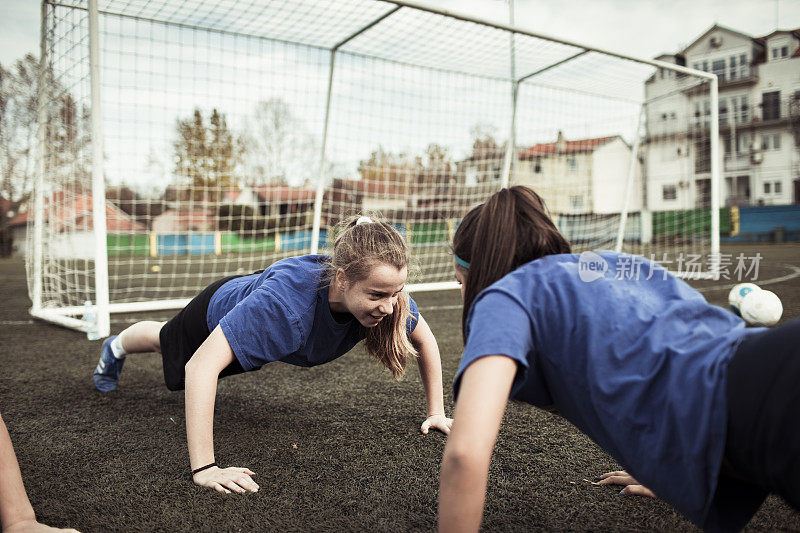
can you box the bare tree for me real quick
[240,98,317,186]
[1,54,41,202]
[1,53,92,200]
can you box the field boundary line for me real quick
[695,263,800,293]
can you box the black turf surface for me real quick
[1,244,799,532]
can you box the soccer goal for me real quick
[31,0,719,337]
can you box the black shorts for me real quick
[707,318,800,531]
[159,274,250,391]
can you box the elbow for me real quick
[184,357,199,377]
[442,443,486,475]
[183,356,213,384]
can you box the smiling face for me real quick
[332,262,408,327]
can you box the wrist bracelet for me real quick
[192,462,217,476]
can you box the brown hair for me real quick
[452,186,571,339]
[327,215,416,379]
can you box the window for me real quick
[730,95,749,124]
[739,95,749,123]
[719,98,728,125]
[729,56,737,80]
[764,182,771,194]
[702,60,709,72]
[781,46,788,57]
[775,181,782,194]
[736,132,751,154]
[764,134,780,150]
[569,195,583,209]
[662,185,677,200]
[567,157,577,172]
[772,48,778,59]
[723,134,732,156]
[696,179,711,208]
[762,91,780,120]
[534,157,541,173]
[771,133,781,150]
[712,59,726,81]
[739,54,748,77]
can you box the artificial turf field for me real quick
[1,243,799,532]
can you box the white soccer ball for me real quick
[739,289,783,327]
[728,283,761,316]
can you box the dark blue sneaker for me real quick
[93,335,124,392]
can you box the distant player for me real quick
[93,216,452,494]
[438,186,799,532]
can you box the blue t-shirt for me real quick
[207,255,419,371]
[453,251,764,530]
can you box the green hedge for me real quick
[221,233,276,252]
[409,222,450,245]
[107,234,149,255]
[652,208,731,237]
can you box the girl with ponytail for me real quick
[440,186,800,532]
[92,215,452,494]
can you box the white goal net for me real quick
[30,0,719,336]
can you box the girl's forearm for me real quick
[184,367,219,469]
[0,414,36,529]
[418,353,446,416]
[438,450,489,533]
[413,317,447,416]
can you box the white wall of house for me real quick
[362,197,407,212]
[644,140,695,211]
[516,138,642,215]
[645,25,800,210]
[591,138,642,214]
[517,152,593,214]
[749,40,800,205]
[49,231,94,260]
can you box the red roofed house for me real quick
[516,131,642,215]
[7,190,146,258]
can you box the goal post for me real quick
[32,0,719,335]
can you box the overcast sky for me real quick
[2,0,798,190]
[1,0,799,67]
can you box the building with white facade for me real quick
[515,132,642,215]
[644,24,800,211]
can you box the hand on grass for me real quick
[420,413,453,435]
[192,466,259,494]
[3,520,80,533]
[590,470,656,497]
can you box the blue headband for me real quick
[454,255,470,269]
